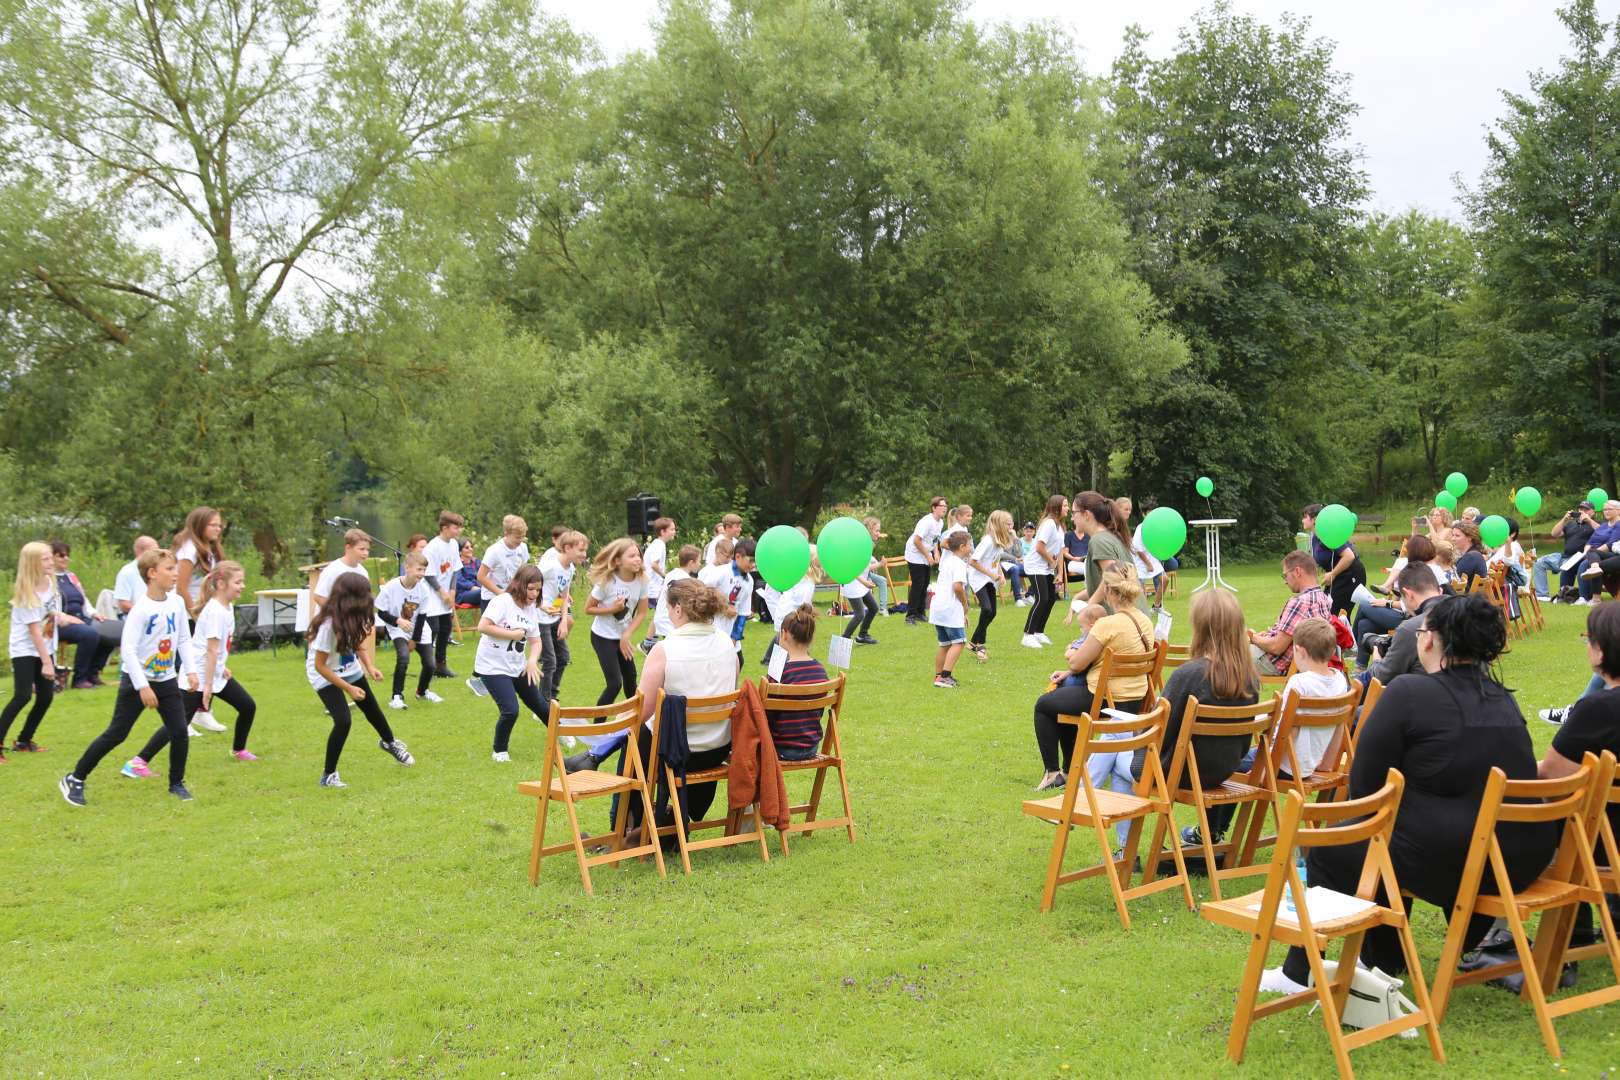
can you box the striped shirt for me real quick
[769,659,828,756]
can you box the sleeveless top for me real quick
[661,621,739,751]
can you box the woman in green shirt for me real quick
[1072,491,1149,614]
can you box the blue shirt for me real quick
[1589,522,1620,551]
[1311,535,1354,573]
[1064,530,1089,559]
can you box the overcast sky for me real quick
[544,0,1612,221]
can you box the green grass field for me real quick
[4,561,1616,1078]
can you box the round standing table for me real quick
[1189,518,1238,593]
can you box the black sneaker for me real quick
[856,634,879,645]
[59,773,85,807]
[380,738,415,766]
[1540,706,1570,725]
[435,667,457,679]
[169,782,194,802]
[563,751,599,774]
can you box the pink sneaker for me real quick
[120,757,154,779]
[231,749,258,763]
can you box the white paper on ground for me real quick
[767,646,787,681]
[1155,609,1172,641]
[827,635,854,669]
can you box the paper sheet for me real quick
[1245,886,1377,930]
[767,646,787,680]
[1155,609,1172,641]
[827,635,853,670]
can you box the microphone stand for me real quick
[322,518,406,576]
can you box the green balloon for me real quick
[1479,514,1510,548]
[1313,503,1357,549]
[815,516,874,585]
[755,525,810,592]
[1140,507,1187,561]
[1195,476,1214,498]
[1445,471,1469,498]
[1590,488,1610,508]
[1434,491,1458,512]
[1514,486,1543,517]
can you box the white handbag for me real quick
[1309,961,1420,1036]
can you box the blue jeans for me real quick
[870,573,890,613]
[1086,733,1138,849]
[1533,552,1573,597]
[1006,564,1027,600]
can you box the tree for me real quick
[1109,3,1367,537]
[1467,0,1620,493]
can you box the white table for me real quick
[1189,518,1238,593]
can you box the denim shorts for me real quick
[934,624,966,645]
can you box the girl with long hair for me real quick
[1157,588,1261,787]
[1,542,60,757]
[584,538,648,706]
[306,573,414,788]
[967,510,1015,661]
[476,564,547,763]
[173,506,224,616]
[1020,494,1067,649]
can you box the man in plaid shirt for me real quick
[1248,550,1333,677]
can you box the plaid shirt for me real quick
[1262,587,1333,674]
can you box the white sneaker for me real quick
[465,676,488,697]
[1536,594,1551,603]
[193,710,227,732]
[1541,706,1571,725]
[187,723,201,737]
[1583,564,1605,578]
[388,694,408,710]
[1021,634,1043,649]
[1576,597,1593,606]
[1036,633,1053,645]
[417,689,444,703]
[491,751,511,763]
[1259,967,1309,995]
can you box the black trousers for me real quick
[74,676,188,786]
[1023,573,1056,636]
[59,621,115,683]
[1033,682,1149,773]
[482,671,549,753]
[316,676,396,776]
[138,679,258,759]
[844,594,877,639]
[539,621,569,702]
[1327,558,1367,620]
[971,583,998,645]
[906,561,931,619]
[0,656,55,745]
[591,632,636,706]
[626,725,732,832]
[430,612,454,669]
[391,637,434,699]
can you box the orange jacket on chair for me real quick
[728,680,790,830]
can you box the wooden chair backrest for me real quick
[1290,767,1405,850]
[1270,682,1364,788]
[1578,750,1620,874]
[648,688,745,757]
[758,673,847,754]
[550,694,646,741]
[1094,643,1164,711]
[1074,697,1174,758]
[1163,693,1282,794]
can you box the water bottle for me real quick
[1283,848,1309,914]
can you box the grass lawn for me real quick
[4,559,1617,1078]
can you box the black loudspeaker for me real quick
[626,493,661,537]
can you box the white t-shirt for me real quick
[703,535,731,566]
[929,553,968,628]
[538,556,575,627]
[474,592,542,679]
[305,618,364,691]
[122,590,191,690]
[767,576,816,624]
[699,561,749,639]
[644,537,669,600]
[841,568,872,600]
[968,536,1012,592]
[422,535,460,616]
[1282,668,1350,777]
[9,585,59,660]
[1129,523,1165,579]
[376,576,431,642]
[173,538,211,605]
[1024,519,1061,575]
[1488,540,1525,568]
[480,540,530,601]
[186,598,235,693]
[590,575,648,640]
[113,559,144,611]
[315,559,370,602]
[653,568,692,637]
[907,514,942,565]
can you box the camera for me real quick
[1365,633,1394,656]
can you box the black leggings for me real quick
[74,676,188,785]
[1023,573,1056,636]
[482,670,549,753]
[391,637,435,699]
[540,621,569,702]
[430,612,453,668]
[0,656,55,745]
[316,676,396,776]
[906,561,931,618]
[1032,684,1150,774]
[139,679,258,759]
[591,632,637,706]
[971,583,998,645]
[625,725,732,832]
[1326,557,1367,620]
[844,594,877,639]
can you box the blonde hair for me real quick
[1291,617,1337,664]
[1428,506,1453,531]
[588,538,644,586]
[10,542,57,610]
[198,559,245,609]
[711,537,734,564]
[677,544,702,569]
[502,514,528,539]
[1100,563,1144,609]
[1076,602,1107,627]
[1189,589,1257,700]
[985,509,1015,551]
[1433,540,1457,568]
[559,529,587,552]
[664,577,722,622]
[402,549,428,570]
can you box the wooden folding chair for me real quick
[1551,751,1620,965]
[1163,642,1190,670]
[881,557,909,606]
[755,674,854,856]
[1270,683,1364,804]
[1145,694,1283,901]
[1022,696,1195,927]
[1201,772,1445,1079]
[1520,552,1546,631]
[1258,655,1297,691]
[454,603,480,644]
[647,688,767,875]
[1354,677,1385,754]
[1428,753,1620,1058]
[518,694,665,895]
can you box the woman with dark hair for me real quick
[1301,502,1366,620]
[1073,491,1147,614]
[1262,592,1559,993]
[306,573,415,788]
[48,540,117,690]
[1019,494,1067,649]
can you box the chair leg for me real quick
[1194,798,1223,902]
[529,797,550,885]
[668,769,694,876]
[559,794,593,897]
[1498,872,1562,1058]
[752,800,771,863]
[1092,815,1132,930]
[636,776,667,880]
[1039,819,1074,913]
[1391,905,1447,1063]
[1225,924,1272,1063]
[805,768,828,825]
[1301,938,1354,1079]
[835,763,857,843]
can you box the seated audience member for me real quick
[1432,540,1459,589]
[1373,534,1442,596]
[1302,502,1366,620]
[1460,506,1481,525]
[1030,566,1155,792]
[1486,517,1529,591]
[1424,506,1454,540]
[1365,562,1446,686]
[454,540,483,607]
[113,535,159,617]
[766,604,829,761]
[50,540,116,690]
[1451,520,1489,592]
[1062,525,1089,586]
[1533,501,1596,601]
[1248,550,1332,678]
[1577,499,1620,603]
[1158,589,1260,796]
[1262,593,1559,994]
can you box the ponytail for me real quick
[198,560,244,609]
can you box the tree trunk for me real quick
[1373,444,1385,498]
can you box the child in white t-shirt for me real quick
[534,530,585,704]
[653,545,701,639]
[474,565,547,762]
[313,529,372,611]
[583,538,649,707]
[306,573,415,788]
[421,510,465,678]
[698,538,737,635]
[1279,618,1350,778]
[929,532,972,688]
[477,514,531,608]
[640,516,676,652]
[1,541,60,757]
[377,550,441,709]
